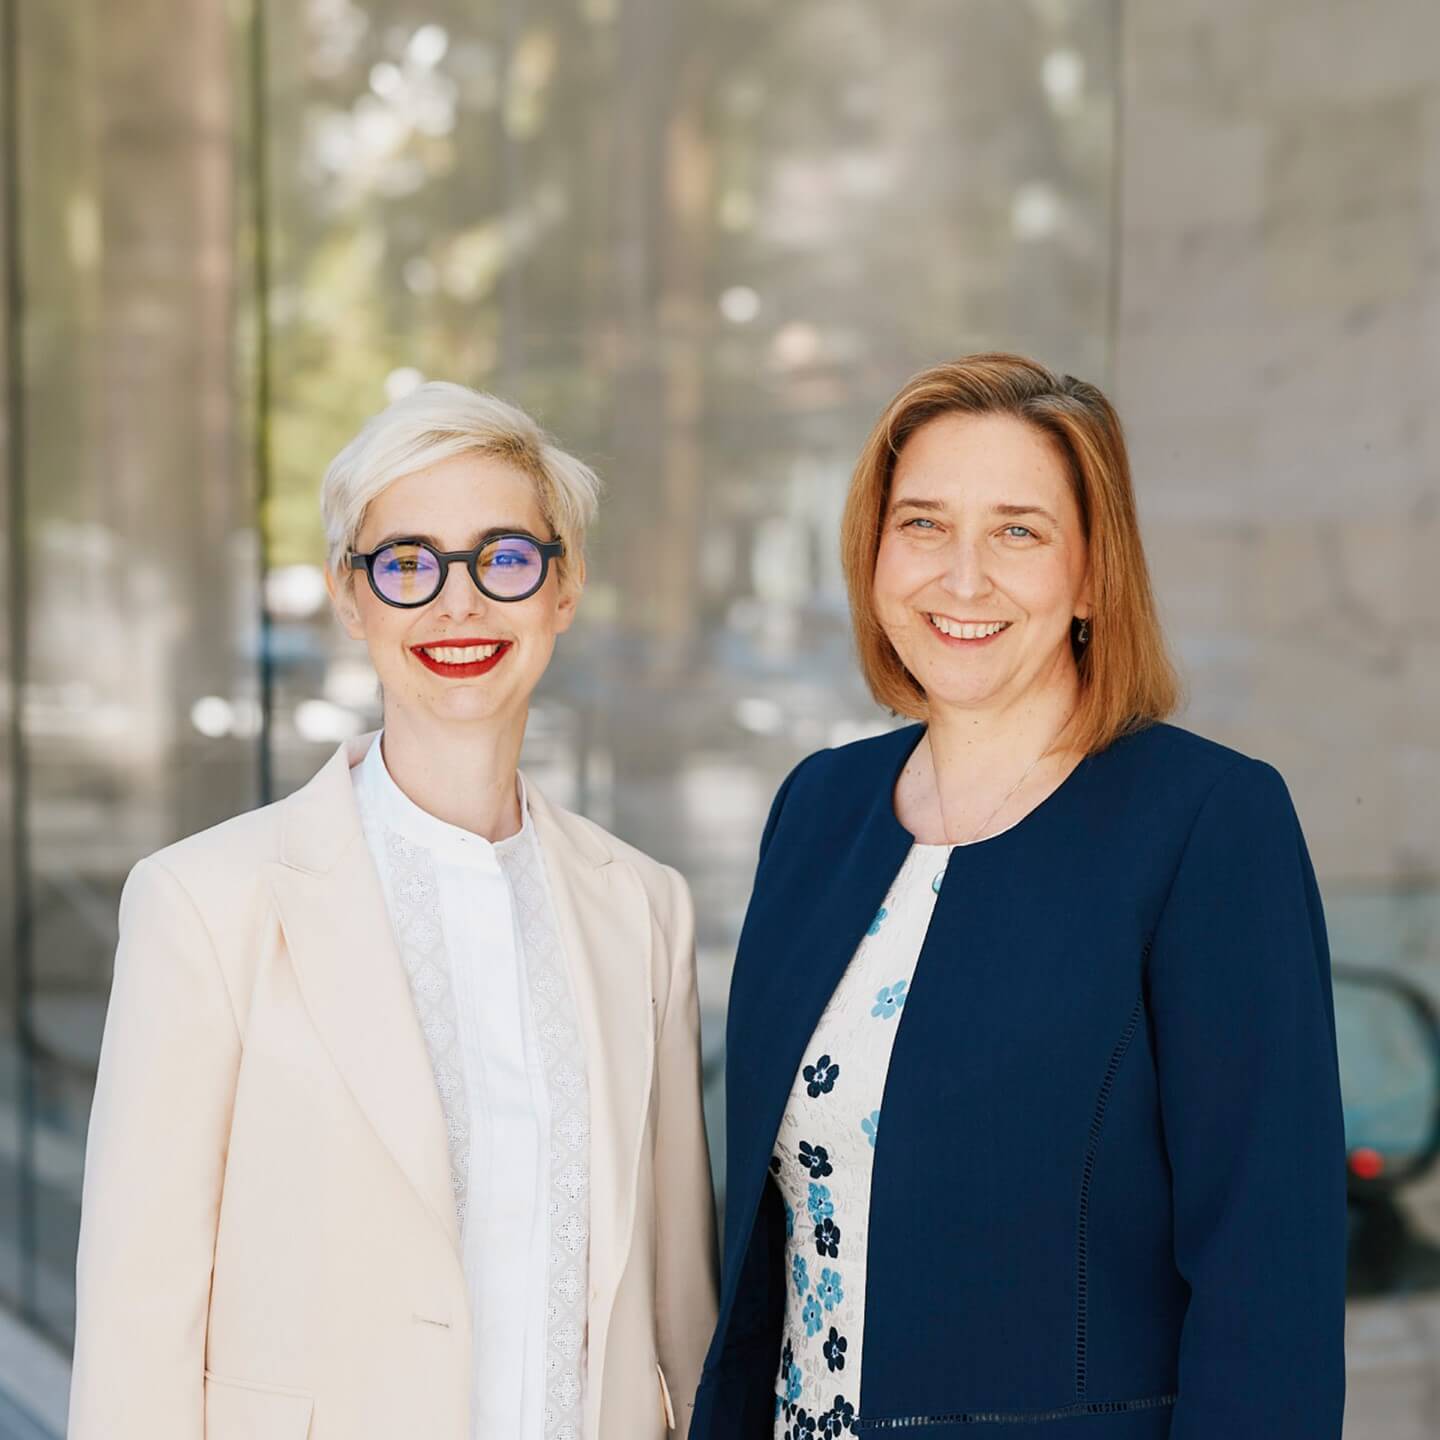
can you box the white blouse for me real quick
[352,734,590,1440]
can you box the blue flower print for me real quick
[807,1182,834,1226]
[779,1339,797,1415]
[770,1153,782,1176]
[814,1217,841,1258]
[785,1356,802,1405]
[861,1110,880,1148]
[790,1408,818,1439]
[798,1140,832,1179]
[803,1295,824,1337]
[803,1053,840,1098]
[871,979,908,1020]
[821,1395,856,1436]
[792,1253,809,1295]
[775,1393,783,1422]
[817,1266,844,1312]
[784,1199,795,1239]
[823,1326,848,1372]
[867,905,887,936]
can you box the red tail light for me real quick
[1348,1147,1385,1180]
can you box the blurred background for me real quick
[0,0,1436,1434]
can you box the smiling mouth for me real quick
[927,614,1013,641]
[410,639,512,677]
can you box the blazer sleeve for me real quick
[1146,759,1347,1439]
[653,863,720,1437]
[69,856,242,1440]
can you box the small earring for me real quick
[1076,617,1090,644]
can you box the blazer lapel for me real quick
[264,738,460,1258]
[525,780,655,1428]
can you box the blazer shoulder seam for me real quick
[138,855,245,1045]
[1147,757,1253,945]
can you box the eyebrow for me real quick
[994,503,1060,525]
[369,525,545,550]
[888,497,1060,525]
[888,497,947,513]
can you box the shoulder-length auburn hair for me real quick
[840,353,1182,757]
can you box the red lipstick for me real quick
[409,638,512,678]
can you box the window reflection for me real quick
[6,0,261,1340]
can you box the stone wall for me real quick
[1116,0,1440,956]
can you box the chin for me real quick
[907,663,1009,710]
[442,691,516,721]
[396,684,510,726]
[926,683,1007,711]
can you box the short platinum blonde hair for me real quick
[321,381,602,587]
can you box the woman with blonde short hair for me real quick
[694,354,1346,1440]
[70,382,718,1440]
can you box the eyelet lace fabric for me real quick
[359,815,473,1226]
[495,823,591,1440]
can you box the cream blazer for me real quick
[68,734,719,1440]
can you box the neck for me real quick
[918,655,1083,844]
[377,705,527,841]
[925,672,1080,776]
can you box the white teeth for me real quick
[422,643,502,663]
[928,615,1009,640]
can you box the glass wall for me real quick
[1,0,260,1342]
[0,0,1120,1347]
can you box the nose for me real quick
[432,556,488,620]
[939,533,994,601]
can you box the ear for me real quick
[325,564,367,642]
[552,555,584,635]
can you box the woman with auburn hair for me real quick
[69,382,717,1440]
[692,354,1346,1440]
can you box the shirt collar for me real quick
[355,730,533,869]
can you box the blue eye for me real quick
[903,517,938,530]
[490,548,533,567]
[1003,525,1035,539]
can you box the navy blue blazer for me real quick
[692,721,1347,1439]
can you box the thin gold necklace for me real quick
[931,709,1077,891]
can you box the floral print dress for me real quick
[770,840,953,1439]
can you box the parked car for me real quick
[1333,963,1440,1294]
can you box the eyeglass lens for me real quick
[371,543,441,604]
[478,535,544,597]
[370,537,546,604]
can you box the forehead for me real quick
[890,412,1074,510]
[358,452,546,542]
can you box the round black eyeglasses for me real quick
[349,533,566,608]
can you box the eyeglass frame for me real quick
[348,531,567,608]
